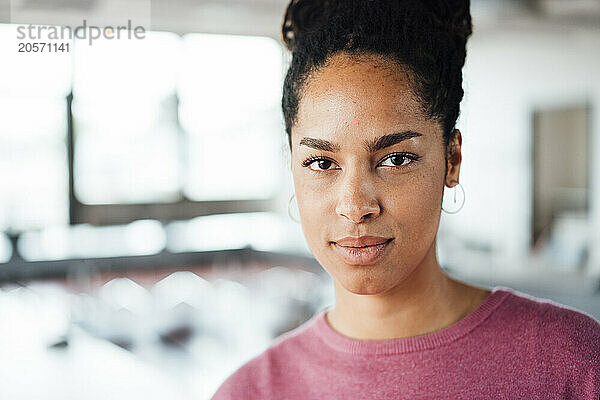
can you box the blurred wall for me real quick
[450,21,600,272]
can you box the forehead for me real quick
[294,53,432,144]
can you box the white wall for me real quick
[446,21,600,273]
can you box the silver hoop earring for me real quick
[442,182,465,214]
[287,193,300,223]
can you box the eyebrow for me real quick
[298,130,423,153]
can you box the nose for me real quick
[335,168,381,223]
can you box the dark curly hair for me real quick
[280,0,472,161]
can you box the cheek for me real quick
[296,186,332,238]
[292,170,330,241]
[293,166,332,211]
[390,171,442,214]
[380,169,444,243]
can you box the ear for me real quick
[445,129,462,187]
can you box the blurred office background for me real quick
[0,0,599,398]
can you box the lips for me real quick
[333,235,392,247]
[331,236,393,265]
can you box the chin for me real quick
[314,249,403,295]
[337,271,400,296]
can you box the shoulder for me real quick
[210,312,322,400]
[536,295,600,359]
[209,350,270,400]
[498,287,600,362]
[488,287,600,396]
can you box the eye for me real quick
[302,156,338,172]
[301,153,420,172]
[378,153,420,168]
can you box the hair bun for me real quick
[424,0,472,41]
[281,0,337,52]
[282,0,471,52]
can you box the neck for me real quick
[326,242,481,340]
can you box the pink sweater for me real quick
[212,286,600,399]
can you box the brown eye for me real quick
[391,155,408,166]
[309,159,333,171]
[379,153,419,168]
[302,156,338,172]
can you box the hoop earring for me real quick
[442,182,465,214]
[287,193,300,223]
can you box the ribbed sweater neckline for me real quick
[312,286,512,355]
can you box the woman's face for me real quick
[290,52,460,295]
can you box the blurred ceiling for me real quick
[1,0,599,39]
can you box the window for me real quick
[72,32,181,204]
[1,23,288,233]
[179,33,285,201]
[0,24,71,231]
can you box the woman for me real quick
[213,0,600,398]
